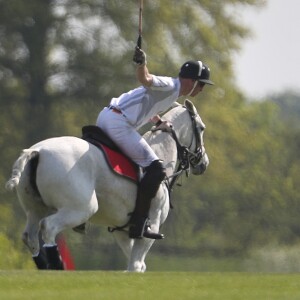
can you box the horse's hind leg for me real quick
[22,213,40,254]
[39,211,71,270]
[40,202,98,270]
[32,234,49,269]
[22,212,49,270]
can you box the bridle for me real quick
[166,107,206,198]
[184,108,205,167]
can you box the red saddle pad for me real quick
[100,144,138,182]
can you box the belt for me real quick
[108,105,122,114]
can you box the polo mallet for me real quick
[137,0,143,48]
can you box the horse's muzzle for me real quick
[191,163,207,175]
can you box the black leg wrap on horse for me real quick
[44,245,64,270]
[32,251,48,270]
[129,160,166,240]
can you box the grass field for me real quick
[1,271,300,300]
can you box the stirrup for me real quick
[129,218,164,240]
[143,224,164,240]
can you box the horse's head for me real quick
[184,99,209,175]
[145,99,209,177]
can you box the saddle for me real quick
[81,125,139,182]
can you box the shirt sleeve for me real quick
[151,75,175,91]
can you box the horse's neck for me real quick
[144,106,190,177]
[146,132,177,176]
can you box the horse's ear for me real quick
[184,99,197,115]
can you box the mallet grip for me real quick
[137,35,142,48]
[137,0,143,48]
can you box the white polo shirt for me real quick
[110,75,181,129]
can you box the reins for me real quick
[166,129,191,193]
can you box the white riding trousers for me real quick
[96,107,158,168]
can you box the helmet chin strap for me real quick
[186,61,203,96]
[187,80,198,96]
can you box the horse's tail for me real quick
[5,149,39,191]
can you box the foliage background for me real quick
[1,0,299,271]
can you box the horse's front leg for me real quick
[113,230,148,272]
[112,231,138,270]
[128,238,155,272]
[127,187,169,272]
[127,212,164,272]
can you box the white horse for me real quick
[6,99,209,272]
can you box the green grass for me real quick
[1,271,300,300]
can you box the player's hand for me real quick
[151,120,173,133]
[133,46,147,65]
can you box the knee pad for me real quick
[145,160,166,182]
[140,160,166,199]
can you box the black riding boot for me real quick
[129,160,166,240]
